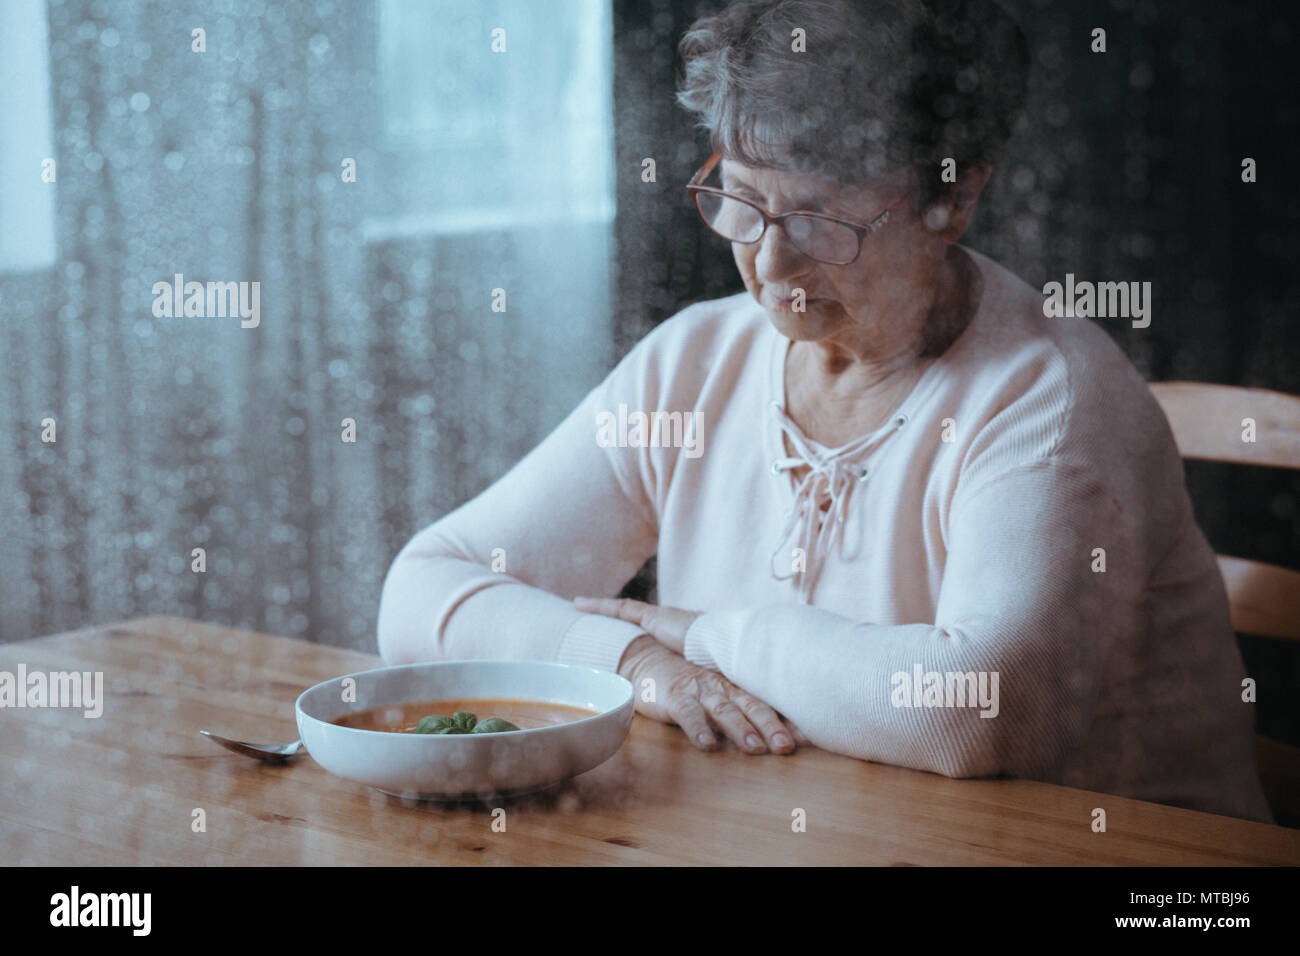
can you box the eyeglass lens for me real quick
[694,192,859,263]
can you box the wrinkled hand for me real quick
[607,633,809,755]
[572,596,698,655]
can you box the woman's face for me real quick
[721,158,953,363]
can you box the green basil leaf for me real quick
[413,715,455,734]
[473,717,521,734]
[453,711,477,731]
[435,725,469,734]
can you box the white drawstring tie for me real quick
[768,401,906,601]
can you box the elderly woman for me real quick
[378,0,1272,823]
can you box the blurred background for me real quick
[1,0,1297,743]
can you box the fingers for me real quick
[697,680,770,755]
[573,596,646,626]
[666,693,718,751]
[636,644,803,755]
[731,693,797,754]
[573,597,696,656]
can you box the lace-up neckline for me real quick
[765,333,939,602]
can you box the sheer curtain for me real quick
[0,0,618,647]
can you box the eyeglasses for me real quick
[685,146,912,266]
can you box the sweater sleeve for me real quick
[681,459,1142,779]
[376,346,662,674]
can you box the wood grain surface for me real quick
[1,616,1294,865]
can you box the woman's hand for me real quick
[572,596,698,654]
[612,633,807,754]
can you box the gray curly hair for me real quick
[676,0,1030,206]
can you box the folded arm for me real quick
[682,460,1139,778]
[377,365,661,673]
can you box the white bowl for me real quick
[295,660,635,800]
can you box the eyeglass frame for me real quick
[685,146,914,266]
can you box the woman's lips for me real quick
[768,293,826,311]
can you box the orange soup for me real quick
[334,698,599,733]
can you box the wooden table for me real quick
[1,616,1295,865]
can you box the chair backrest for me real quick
[1149,381,1300,642]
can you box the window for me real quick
[0,0,58,274]
[367,0,615,240]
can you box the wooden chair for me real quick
[1149,382,1300,826]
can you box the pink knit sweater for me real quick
[377,246,1274,824]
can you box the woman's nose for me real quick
[754,222,810,282]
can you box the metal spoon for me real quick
[199,729,307,763]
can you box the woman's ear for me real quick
[923,164,994,242]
